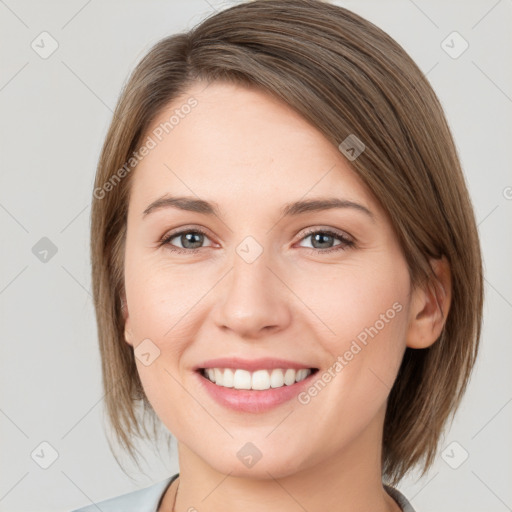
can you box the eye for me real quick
[297,228,355,254]
[160,227,214,254]
[159,227,355,255]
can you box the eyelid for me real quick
[159,225,212,243]
[160,225,353,243]
[160,224,356,256]
[158,226,215,252]
[295,226,354,244]
[293,227,356,254]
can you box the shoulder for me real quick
[384,484,417,512]
[69,474,179,512]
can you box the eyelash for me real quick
[159,227,355,255]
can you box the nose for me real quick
[212,248,292,339]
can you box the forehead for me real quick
[130,81,379,216]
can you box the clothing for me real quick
[70,472,416,512]
[384,484,417,512]
[69,474,179,512]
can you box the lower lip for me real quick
[194,369,317,413]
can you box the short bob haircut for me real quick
[90,0,483,486]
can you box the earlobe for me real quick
[120,291,128,320]
[406,256,452,349]
[121,293,134,347]
[124,322,134,347]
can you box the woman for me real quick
[72,0,483,511]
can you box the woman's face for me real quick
[123,81,415,478]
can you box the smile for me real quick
[195,365,320,413]
[201,367,317,391]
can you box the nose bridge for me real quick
[213,237,291,337]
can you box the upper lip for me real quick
[194,357,318,372]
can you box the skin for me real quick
[122,81,451,512]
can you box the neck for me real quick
[165,405,400,512]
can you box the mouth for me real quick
[197,367,320,391]
[193,357,320,412]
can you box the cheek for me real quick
[124,256,200,427]
[123,256,213,418]
[292,269,409,454]
[124,250,206,341]
[298,254,410,404]
[297,256,409,348]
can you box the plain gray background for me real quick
[1,1,511,511]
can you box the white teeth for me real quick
[203,368,313,390]
[233,369,252,389]
[284,368,296,385]
[222,368,234,387]
[251,370,269,390]
[269,368,284,388]
[296,369,310,382]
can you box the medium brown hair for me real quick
[90,0,483,485]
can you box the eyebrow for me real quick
[142,195,375,222]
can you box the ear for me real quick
[121,291,134,347]
[406,256,452,349]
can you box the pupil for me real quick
[179,232,335,250]
[182,232,203,249]
[313,233,333,249]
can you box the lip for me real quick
[194,357,317,372]
[194,360,319,413]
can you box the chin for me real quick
[199,442,310,480]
